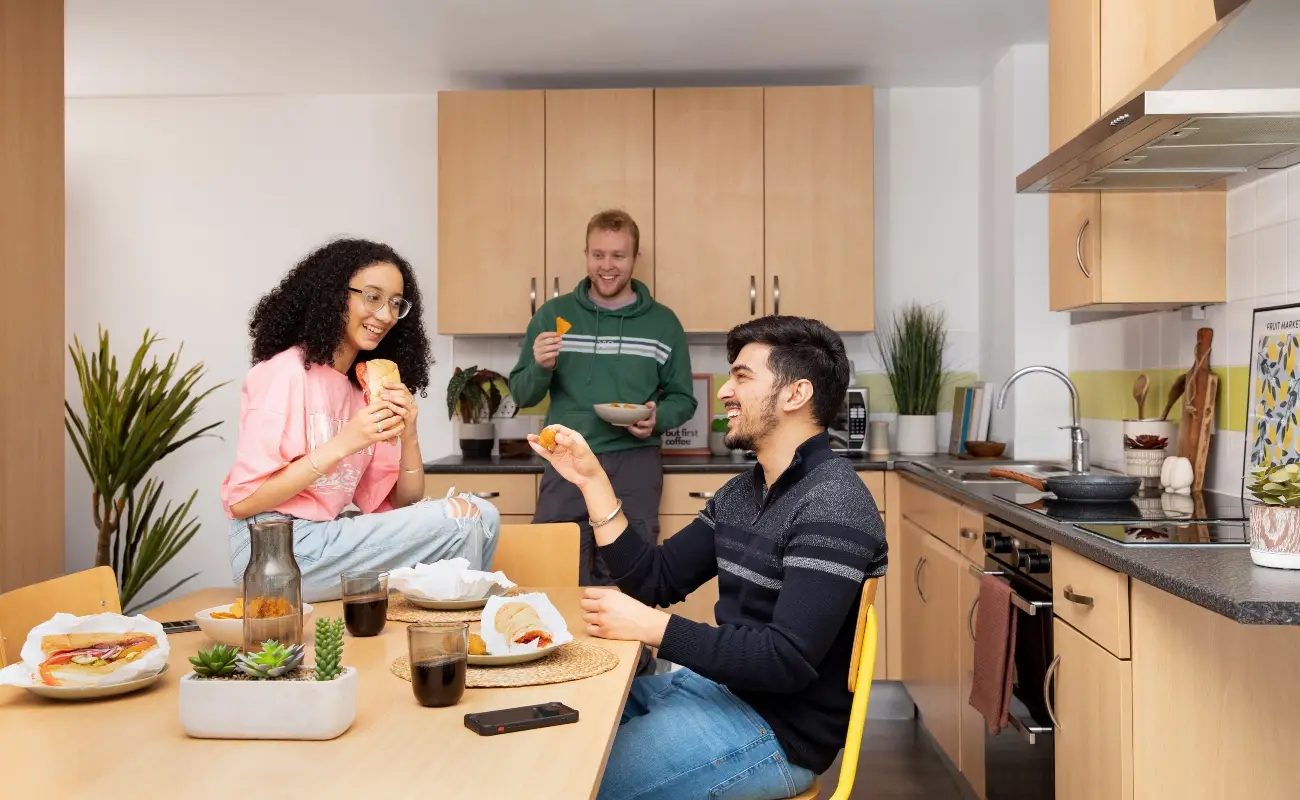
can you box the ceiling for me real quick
[66,0,1046,97]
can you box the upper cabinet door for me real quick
[1100,0,1220,112]
[437,91,545,335]
[764,86,875,332]
[654,88,764,333]
[1049,0,1101,149]
[545,90,655,300]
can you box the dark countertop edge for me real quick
[894,464,1300,627]
[423,455,898,474]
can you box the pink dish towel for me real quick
[968,573,1018,735]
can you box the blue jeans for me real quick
[598,669,817,800]
[229,494,501,602]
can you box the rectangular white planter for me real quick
[179,666,357,740]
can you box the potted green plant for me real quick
[709,414,731,457]
[65,328,226,613]
[876,303,948,456]
[1246,462,1300,570]
[179,617,358,740]
[446,365,511,458]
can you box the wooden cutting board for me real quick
[1176,328,1217,491]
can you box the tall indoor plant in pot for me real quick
[446,366,511,458]
[65,328,225,613]
[877,303,948,456]
[1246,461,1300,569]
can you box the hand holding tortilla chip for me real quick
[556,316,572,336]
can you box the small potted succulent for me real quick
[1246,461,1300,570]
[709,415,731,457]
[1122,433,1169,480]
[179,617,357,740]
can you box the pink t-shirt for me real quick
[220,347,399,521]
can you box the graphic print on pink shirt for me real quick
[221,347,400,521]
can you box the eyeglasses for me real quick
[349,287,412,319]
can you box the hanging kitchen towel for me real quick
[968,572,1018,735]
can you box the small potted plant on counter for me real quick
[447,365,512,458]
[179,617,357,740]
[1246,461,1300,570]
[877,302,948,456]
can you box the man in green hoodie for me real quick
[509,209,697,586]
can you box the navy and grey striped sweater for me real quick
[599,431,889,773]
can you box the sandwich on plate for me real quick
[494,601,554,649]
[37,632,160,687]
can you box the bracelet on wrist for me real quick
[306,450,327,477]
[590,499,624,528]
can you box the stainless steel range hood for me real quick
[1017,0,1300,193]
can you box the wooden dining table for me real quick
[0,586,640,799]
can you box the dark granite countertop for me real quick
[424,450,1300,625]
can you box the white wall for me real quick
[64,95,457,602]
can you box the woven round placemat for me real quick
[385,587,525,624]
[390,641,619,688]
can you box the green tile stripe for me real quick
[1068,368,1248,432]
[514,371,981,418]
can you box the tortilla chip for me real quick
[556,316,572,336]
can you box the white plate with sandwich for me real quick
[468,596,573,666]
[0,614,173,700]
[25,663,169,700]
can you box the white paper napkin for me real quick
[389,557,517,602]
[479,592,574,655]
[0,612,170,688]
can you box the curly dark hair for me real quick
[248,238,433,394]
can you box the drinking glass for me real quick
[340,570,389,637]
[407,623,468,707]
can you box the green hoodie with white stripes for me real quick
[508,278,698,454]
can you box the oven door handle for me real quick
[968,565,1052,616]
[1007,712,1053,744]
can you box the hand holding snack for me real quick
[533,331,562,370]
[528,424,605,488]
[627,400,657,439]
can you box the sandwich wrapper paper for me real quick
[389,557,516,602]
[479,592,574,655]
[0,612,170,688]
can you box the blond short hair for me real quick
[585,209,640,256]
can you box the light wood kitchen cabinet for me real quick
[900,518,962,769]
[423,473,540,520]
[1099,0,1221,112]
[1046,0,1225,311]
[958,557,986,799]
[545,89,655,298]
[1053,618,1134,800]
[437,91,545,334]
[763,86,875,332]
[653,88,765,332]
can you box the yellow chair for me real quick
[0,566,121,667]
[491,523,581,587]
[791,577,881,800]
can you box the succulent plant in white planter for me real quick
[1247,462,1300,570]
[179,617,357,740]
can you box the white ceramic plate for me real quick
[593,403,651,427]
[401,584,510,610]
[24,663,169,700]
[195,603,315,648]
[468,643,564,666]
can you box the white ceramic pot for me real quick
[1124,448,1167,478]
[896,415,937,456]
[179,666,358,740]
[1248,505,1300,570]
[708,431,731,457]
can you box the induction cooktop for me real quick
[993,488,1251,525]
[1074,520,1250,545]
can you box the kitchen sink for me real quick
[926,463,1075,483]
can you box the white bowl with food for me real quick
[593,402,651,426]
[195,602,315,648]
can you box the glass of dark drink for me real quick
[408,622,468,708]
[341,570,389,637]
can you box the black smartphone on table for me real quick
[465,702,579,736]
[160,620,200,634]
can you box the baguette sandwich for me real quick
[494,601,553,649]
[38,632,159,687]
[355,358,401,405]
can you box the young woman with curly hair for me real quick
[220,238,500,601]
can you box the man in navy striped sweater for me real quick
[528,315,888,800]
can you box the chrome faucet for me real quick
[996,365,1090,473]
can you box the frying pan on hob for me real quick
[989,469,1141,502]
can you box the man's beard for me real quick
[723,390,781,452]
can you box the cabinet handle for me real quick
[471,491,500,499]
[914,557,928,603]
[968,597,979,641]
[959,529,979,541]
[1044,653,1062,731]
[1063,586,1094,607]
[749,276,757,315]
[688,491,715,499]
[552,277,559,299]
[772,275,780,315]
[530,278,537,315]
[1074,219,1092,278]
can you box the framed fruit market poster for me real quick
[661,374,713,454]
[1244,302,1300,477]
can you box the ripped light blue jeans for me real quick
[229,493,501,602]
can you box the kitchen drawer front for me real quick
[956,504,984,563]
[900,476,962,550]
[1052,545,1131,659]
[423,473,538,516]
[660,473,733,516]
[861,472,885,511]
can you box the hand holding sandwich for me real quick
[580,587,670,648]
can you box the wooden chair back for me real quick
[491,523,580,587]
[847,577,880,693]
[0,567,120,667]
